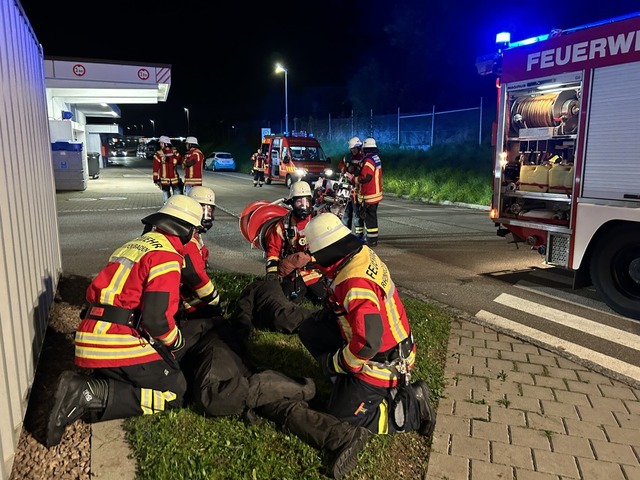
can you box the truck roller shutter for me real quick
[582,62,640,202]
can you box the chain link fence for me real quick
[287,98,495,149]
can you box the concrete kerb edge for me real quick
[385,192,491,211]
[396,286,640,390]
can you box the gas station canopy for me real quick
[45,57,171,119]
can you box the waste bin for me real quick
[87,152,100,179]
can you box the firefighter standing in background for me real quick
[263,181,326,331]
[353,137,383,246]
[182,136,204,195]
[46,195,206,448]
[251,148,266,187]
[337,136,364,231]
[298,213,436,438]
[152,135,183,204]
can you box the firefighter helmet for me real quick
[158,195,203,227]
[304,212,363,267]
[287,181,313,219]
[186,136,198,145]
[159,135,171,144]
[141,195,203,242]
[348,136,362,149]
[288,181,312,200]
[188,186,216,205]
[363,137,377,149]
[305,212,351,254]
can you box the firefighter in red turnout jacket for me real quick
[181,136,204,195]
[152,135,182,204]
[264,181,326,317]
[298,213,436,437]
[46,195,205,447]
[354,137,383,246]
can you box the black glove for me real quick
[318,352,338,378]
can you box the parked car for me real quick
[204,152,236,171]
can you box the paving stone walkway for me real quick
[426,318,640,480]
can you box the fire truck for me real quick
[260,131,331,188]
[479,13,640,320]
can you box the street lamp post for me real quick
[150,119,155,136]
[275,63,288,133]
[184,107,190,135]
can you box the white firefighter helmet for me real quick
[304,212,352,255]
[348,136,362,149]
[288,181,312,200]
[363,137,377,149]
[188,186,216,205]
[159,135,171,144]
[186,136,198,145]
[158,194,203,227]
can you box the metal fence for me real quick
[281,98,495,148]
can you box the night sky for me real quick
[18,0,639,137]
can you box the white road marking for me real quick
[493,293,640,351]
[475,310,640,382]
[514,280,630,321]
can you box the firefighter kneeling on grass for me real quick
[45,195,206,447]
[263,181,327,321]
[298,212,436,438]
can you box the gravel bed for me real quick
[9,275,94,480]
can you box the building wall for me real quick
[0,1,62,477]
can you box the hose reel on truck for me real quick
[511,89,580,136]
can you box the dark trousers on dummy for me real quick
[298,310,423,435]
[179,320,315,416]
[257,400,362,454]
[235,278,316,334]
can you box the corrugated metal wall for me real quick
[0,1,62,477]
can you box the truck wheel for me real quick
[285,175,294,189]
[589,225,640,320]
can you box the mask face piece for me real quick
[292,197,311,219]
[199,205,215,232]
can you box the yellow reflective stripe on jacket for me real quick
[75,321,158,361]
[149,260,182,282]
[195,280,215,298]
[343,287,381,311]
[100,233,181,304]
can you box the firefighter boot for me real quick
[257,399,371,479]
[247,370,316,408]
[46,371,108,447]
[412,380,436,437]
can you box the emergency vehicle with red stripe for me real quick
[477,12,640,319]
[261,131,331,188]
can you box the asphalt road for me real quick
[55,157,640,387]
